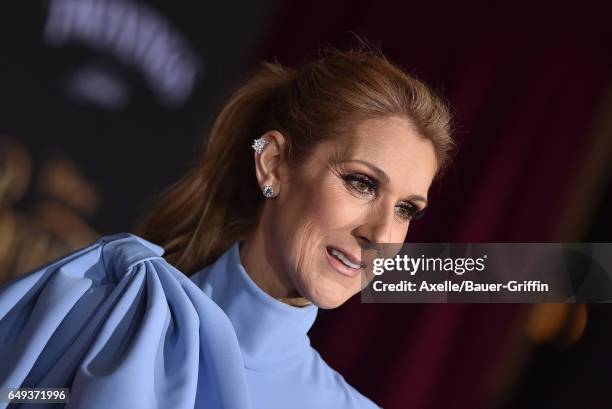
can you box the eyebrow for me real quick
[340,159,429,205]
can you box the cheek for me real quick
[307,179,365,230]
[283,181,351,267]
[394,221,411,243]
[275,178,365,305]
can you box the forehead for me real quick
[335,116,438,196]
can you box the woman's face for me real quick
[270,116,438,309]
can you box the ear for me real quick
[253,130,289,196]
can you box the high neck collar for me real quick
[190,242,318,370]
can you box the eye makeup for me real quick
[340,171,426,221]
[328,154,427,221]
[396,202,426,220]
[342,173,377,197]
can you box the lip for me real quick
[325,246,363,278]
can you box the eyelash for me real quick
[341,173,426,221]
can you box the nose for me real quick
[353,202,407,247]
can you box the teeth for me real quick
[330,249,361,269]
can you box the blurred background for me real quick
[1,1,611,408]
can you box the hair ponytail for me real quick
[137,62,297,273]
[138,48,454,274]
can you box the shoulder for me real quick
[0,232,235,342]
[83,232,169,282]
[0,232,235,331]
[250,347,379,409]
[309,347,381,408]
[1,232,167,290]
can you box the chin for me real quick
[311,296,346,310]
[295,253,361,309]
[302,284,353,309]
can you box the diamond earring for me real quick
[252,136,269,154]
[262,185,274,198]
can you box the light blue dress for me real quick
[0,233,379,409]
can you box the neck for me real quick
[190,242,319,370]
[240,222,311,307]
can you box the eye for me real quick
[342,173,377,197]
[395,202,426,221]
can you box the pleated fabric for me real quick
[0,233,252,409]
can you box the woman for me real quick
[0,48,454,408]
